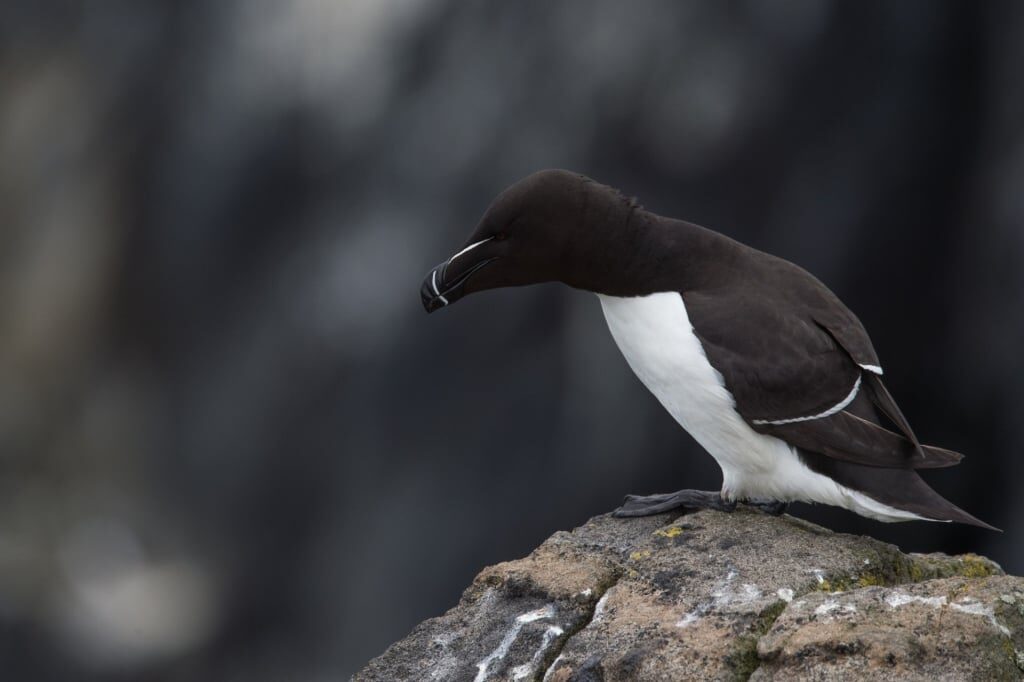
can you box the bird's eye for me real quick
[493,231,508,241]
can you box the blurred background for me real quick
[1,0,1023,679]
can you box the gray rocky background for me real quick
[0,1,1022,680]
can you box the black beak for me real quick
[420,256,497,313]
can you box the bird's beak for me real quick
[420,237,496,313]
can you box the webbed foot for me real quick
[613,489,737,517]
[746,499,789,516]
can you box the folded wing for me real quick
[682,290,962,470]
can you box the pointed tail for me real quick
[797,448,1000,531]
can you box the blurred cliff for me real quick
[0,1,1022,679]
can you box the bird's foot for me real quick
[745,499,789,516]
[613,489,736,517]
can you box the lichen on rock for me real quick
[353,510,1021,681]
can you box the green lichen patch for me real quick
[910,552,1002,580]
[815,549,1003,593]
[724,635,761,681]
[757,600,789,630]
[724,600,789,681]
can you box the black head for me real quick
[421,169,636,312]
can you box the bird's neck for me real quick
[570,201,740,297]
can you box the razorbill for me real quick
[420,169,996,530]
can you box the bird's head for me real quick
[421,169,637,312]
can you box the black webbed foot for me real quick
[746,499,789,516]
[613,489,737,517]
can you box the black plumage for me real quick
[422,169,996,530]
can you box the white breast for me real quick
[596,292,925,522]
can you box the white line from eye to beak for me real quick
[446,237,493,268]
[431,270,448,305]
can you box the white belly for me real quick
[596,292,925,522]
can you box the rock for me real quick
[353,510,1022,681]
[754,575,1024,681]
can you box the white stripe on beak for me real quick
[431,270,448,306]
[446,237,493,268]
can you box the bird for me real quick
[420,169,996,530]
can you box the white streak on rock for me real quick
[542,654,565,682]
[474,605,556,682]
[883,592,1011,635]
[677,568,761,627]
[951,599,1011,636]
[885,592,947,609]
[511,624,564,680]
[677,611,701,628]
[777,588,794,602]
[739,583,762,601]
[517,606,555,624]
[593,590,612,621]
[814,599,857,617]
[815,599,839,616]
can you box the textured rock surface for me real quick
[353,510,1022,681]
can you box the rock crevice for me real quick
[539,570,623,681]
[354,511,1019,681]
